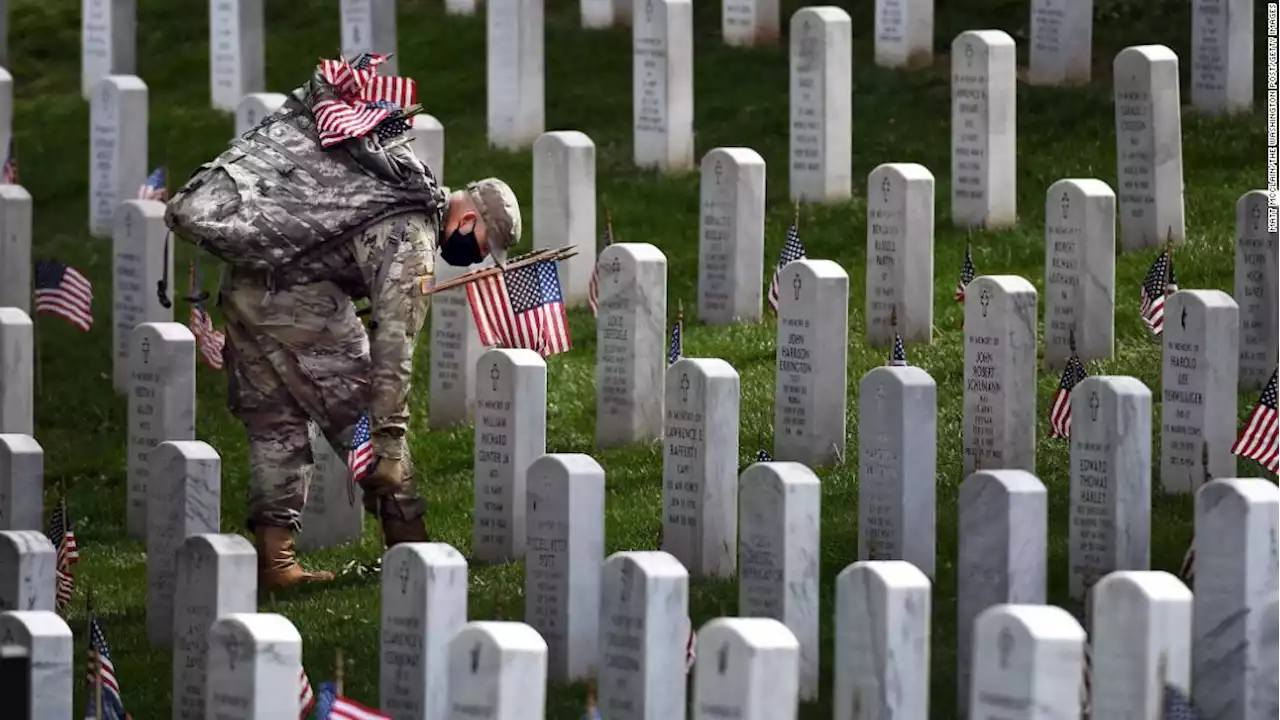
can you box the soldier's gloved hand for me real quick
[362,455,405,495]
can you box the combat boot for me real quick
[254,525,335,590]
[380,514,429,547]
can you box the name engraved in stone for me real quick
[600,310,632,415]
[382,614,423,711]
[635,31,668,134]
[83,0,112,63]
[741,533,783,615]
[1192,1,1226,96]
[1047,228,1083,344]
[1163,341,1207,469]
[868,205,903,331]
[528,523,568,649]
[1116,91,1154,219]
[791,30,823,174]
[778,319,814,438]
[701,204,733,311]
[860,441,901,559]
[602,611,645,712]
[1031,2,1064,56]
[434,298,467,389]
[665,409,704,527]
[475,403,513,547]
[965,336,1004,466]
[877,0,905,43]
[952,69,990,201]
[1071,439,1112,582]
[211,2,240,94]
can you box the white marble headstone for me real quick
[233,92,285,137]
[581,0,618,28]
[297,423,363,551]
[595,243,668,448]
[0,531,54,613]
[633,0,694,173]
[0,308,31,436]
[533,131,595,304]
[429,253,486,429]
[0,610,73,719]
[205,613,303,719]
[950,30,1016,229]
[409,114,444,182]
[874,0,933,68]
[962,275,1037,476]
[340,0,398,75]
[1113,45,1185,250]
[81,0,137,98]
[698,147,765,324]
[692,617,800,719]
[1257,594,1280,719]
[209,0,264,112]
[1027,0,1092,85]
[446,622,548,720]
[1234,190,1278,390]
[866,162,934,345]
[1043,179,1115,368]
[486,0,544,151]
[89,75,148,237]
[113,200,173,393]
[0,185,32,312]
[969,604,1085,718]
[722,0,779,47]
[445,0,476,15]
[0,434,40,532]
[0,70,10,174]
[1191,0,1253,115]
[789,6,852,203]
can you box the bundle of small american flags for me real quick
[187,260,225,370]
[86,617,126,720]
[34,259,94,331]
[466,259,572,357]
[313,53,417,148]
[47,497,79,613]
[767,220,806,314]
[587,212,614,317]
[138,167,167,202]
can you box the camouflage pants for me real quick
[220,273,425,531]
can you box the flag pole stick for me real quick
[32,286,40,400]
[335,647,345,697]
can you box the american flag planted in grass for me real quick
[34,259,94,331]
[1049,351,1088,439]
[86,618,126,720]
[767,222,806,314]
[1231,368,1278,473]
[47,499,79,612]
[954,242,977,301]
[587,219,613,317]
[1139,248,1177,336]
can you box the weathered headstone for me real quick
[89,75,148,237]
[428,254,486,429]
[633,0,694,173]
[857,365,937,578]
[951,30,1016,229]
[0,610,73,719]
[738,461,820,700]
[0,69,10,163]
[789,6,852,203]
[533,131,595,304]
[380,542,468,719]
[0,531,54,613]
[0,185,31,312]
[0,435,41,532]
[692,617,800,718]
[127,322,197,538]
[1192,478,1280,717]
[81,0,137,98]
[866,162,934,345]
[486,0,544,151]
[1043,179,1116,368]
[1259,594,1280,719]
[1068,376,1151,600]
[1090,571,1193,718]
[595,243,668,448]
[525,454,604,683]
[1113,45,1185,250]
[956,470,1047,712]
[209,0,265,112]
[722,0,779,46]
[1161,290,1239,493]
[969,604,1085,718]
[1027,0,1092,85]
[473,348,546,563]
[1235,190,1278,390]
[834,560,931,720]
[340,0,397,74]
[444,0,476,15]
[874,0,932,68]
[113,200,173,393]
[172,533,257,720]
[597,551,689,717]
[233,92,285,137]
[409,114,444,182]
[773,259,848,466]
[698,147,765,325]
[446,622,548,719]
[1191,0,1253,114]
[962,276,1038,476]
[205,613,303,719]
[0,309,32,436]
[296,423,363,551]
[146,441,221,647]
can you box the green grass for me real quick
[13,0,1271,716]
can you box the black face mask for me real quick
[441,227,484,266]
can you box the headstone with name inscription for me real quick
[866,163,934,345]
[0,531,54,613]
[429,254,487,429]
[446,622,548,720]
[1161,290,1238,493]
[874,0,932,68]
[633,0,694,173]
[127,323,197,538]
[0,434,40,532]
[962,276,1037,476]
[738,461,820,700]
[0,309,31,436]
[722,0,779,46]
[486,0,544,151]
[1043,179,1115,368]
[1191,0,1253,115]
[969,604,1085,718]
[409,114,445,182]
[596,243,667,448]
[525,454,604,683]
[0,610,73,718]
[81,0,137,98]
[1028,0,1092,85]
[692,617,800,719]
[89,75,148,237]
[1113,45,1185,250]
[113,200,173,393]
[698,147,765,325]
[340,0,397,75]
[233,92,285,137]
[296,424,363,551]
[789,6,852,203]
[857,365,937,578]
[533,131,595,304]
[209,0,265,112]
[597,551,689,718]
[957,470,1047,713]
[380,542,468,719]
[171,533,257,720]
[834,560,931,720]
[0,185,32,312]
[1069,376,1151,601]
[1235,190,1278,390]
[1192,478,1280,718]
[662,358,740,579]
[474,348,546,563]
[774,259,848,466]
[1090,571,1193,718]
[205,613,303,719]
[1258,595,1280,719]
[951,30,1016,229]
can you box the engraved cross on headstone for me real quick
[470,642,481,673]
[141,337,151,364]
[224,633,242,671]
[609,256,621,284]
[1180,305,1187,330]
[1252,202,1262,231]
[714,160,723,185]
[490,363,500,391]
[979,288,991,317]
[1088,391,1100,421]
[679,373,690,403]
[792,273,803,301]
[881,176,891,204]
[397,560,410,595]
[997,627,1014,669]
[717,643,728,675]
[645,0,654,21]
[965,43,974,67]
[1061,191,1070,220]
[124,210,133,236]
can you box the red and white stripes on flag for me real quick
[313,99,398,148]
[1231,369,1278,473]
[313,56,417,147]
[466,260,572,357]
[1049,352,1088,439]
[189,305,226,370]
[34,260,94,331]
[299,668,315,718]
[331,696,392,719]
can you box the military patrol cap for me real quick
[466,178,522,266]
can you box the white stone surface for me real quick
[1234,190,1278,390]
[445,0,476,15]
[127,322,196,538]
[81,0,136,98]
[968,604,1086,719]
[698,147,765,324]
[446,622,548,720]
[409,114,445,183]
[209,0,265,112]
[89,75,148,237]
[874,0,932,68]
[1028,0,1093,85]
[0,185,32,313]
[0,610,73,719]
[297,423,364,551]
[1191,0,1253,115]
[205,613,303,719]
[1113,45,1185,250]
[722,0,779,47]
[533,131,595,304]
[0,530,54,613]
[340,0,398,74]
[486,0,544,151]
[866,163,934,345]
[113,200,172,393]
[595,243,667,448]
[0,434,40,531]
[633,0,694,173]
[692,617,800,719]
[1042,179,1115,368]
[429,253,487,429]
[789,6,852,203]
[233,92,285,137]
[0,309,30,436]
[950,30,1016,229]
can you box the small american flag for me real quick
[466,259,572,357]
[189,305,226,370]
[348,414,374,485]
[314,99,399,147]
[137,167,167,202]
[47,499,79,613]
[954,243,977,301]
[1049,352,1088,439]
[668,310,683,366]
[685,619,696,674]
[2,137,15,185]
[1162,683,1202,719]
[34,260,94,331]
[1179,539,1196,586]
[369,101,411,142]
[587,217,614,317]
[767,222,806,314]
[299,667,316,718]
[889,332,907,367]
[350,52,390,73]
[1231,368,1278,473]
[1140,249,1177,337]
[314,55,416,147]
[86,618,126,720]
[315,681,392,720]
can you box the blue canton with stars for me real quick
[368,100,411,141]
[506,261,564,312]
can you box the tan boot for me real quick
[254,525,335,591]
[380,515,429,547]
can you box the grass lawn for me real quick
[13,0,1271,716]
